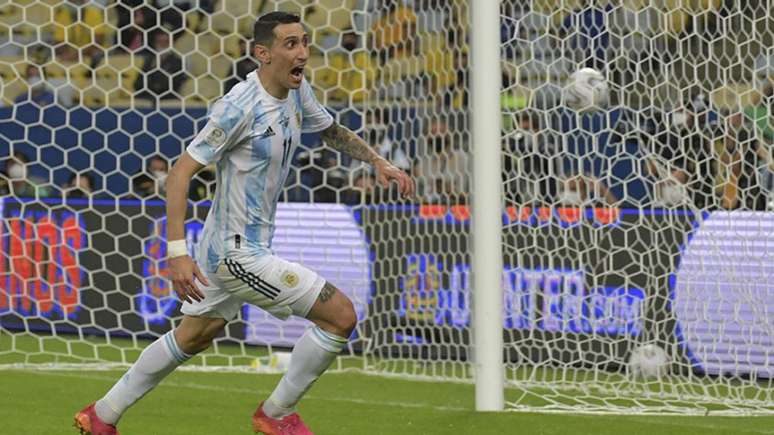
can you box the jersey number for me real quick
[281,137,292,168]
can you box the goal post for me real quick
[470,0,504,412]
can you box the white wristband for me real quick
[167,239,188,258]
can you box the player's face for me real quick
[266,23,309,90]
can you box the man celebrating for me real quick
[75,11,414,435]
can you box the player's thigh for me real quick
[305,281,357,334]
[219,254,326,320]
[180,267,244,322]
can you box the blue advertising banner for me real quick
[1,197,772,377]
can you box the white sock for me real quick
[95,331,192,425]
[262,326,348,419]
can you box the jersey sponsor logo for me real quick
[261,126,276,138]
[206,126,226,147]
[281,270,299,288]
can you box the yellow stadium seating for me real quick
[22,2,52,27]
[1,79,26,106]
[210,54,233,80]
[197,32,222,56]
[174,31,196,55]
[179,75,221,104]
[0,56,24,82]
[0,4,23,27]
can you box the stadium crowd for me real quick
[0,0,773,211]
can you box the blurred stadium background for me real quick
[2,0,774,433]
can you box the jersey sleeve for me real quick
[186,98,251,165]
[299,78,334,133]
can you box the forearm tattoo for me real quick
[318,282,337,303]
[321,123,381,164]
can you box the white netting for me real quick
[0,0,372,369]
[2,0,774,416]
[360,0,774,415]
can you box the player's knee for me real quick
[333,297,357,337]
[175,317,226,354]
[177,334,214,355]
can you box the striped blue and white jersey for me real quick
[187,71,334,273]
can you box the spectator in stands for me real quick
[125,154,168,200]
[64,172,96,199]
[557,174,617,207]
[341,31,359,52]
[15,64,55,106]
[719,110,774,210]
[414,118,469,204]
[503,111,558,206]
[135,29,185,101]
[293,147,346,203]
[53,0,110,63]
[115,6,153,54]
[343,168,377,205]
[146,154,169,196]
[652,94,726,209]
[442,50,468,109]
[342,111,410,203]
[189,166,215,202]
[744,83,774,144]
[371,0,417,62]
[356,110,410,171]
[645,107,693,207]
[559,1,613,71]
[414,0,448,33]
[129,174,159,200]
[223,38,258,94]
[1,151,51,198]
[155,0,191,34]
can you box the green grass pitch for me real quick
[2,333,774,434]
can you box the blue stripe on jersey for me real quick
[206,159,226,271]
[293,89,302,112]
[244,132,272,246]
[202,81,258,273]
[266,110,297,248]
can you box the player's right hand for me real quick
[168,256,210,303]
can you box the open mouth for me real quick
[290,65,305,80]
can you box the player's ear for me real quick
[253,42,271,64]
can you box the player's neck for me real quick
[257,68,289,100]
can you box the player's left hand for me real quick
[373,158,415,199]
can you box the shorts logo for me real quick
[206,126,226,147]
[281,271,299,288]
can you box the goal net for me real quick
[360,0,774,415]
[1,0,774,416]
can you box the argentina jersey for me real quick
[186,71,334,273]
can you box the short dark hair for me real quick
[252,11,301,47]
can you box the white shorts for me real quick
[180,254,326,321]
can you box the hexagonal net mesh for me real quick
[363,0,774,415]
[0,0,374,370]
[0,0,773,416]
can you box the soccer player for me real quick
[74,11,414,435]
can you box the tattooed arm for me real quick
[320,122,415,198]
[320,121,383,164]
